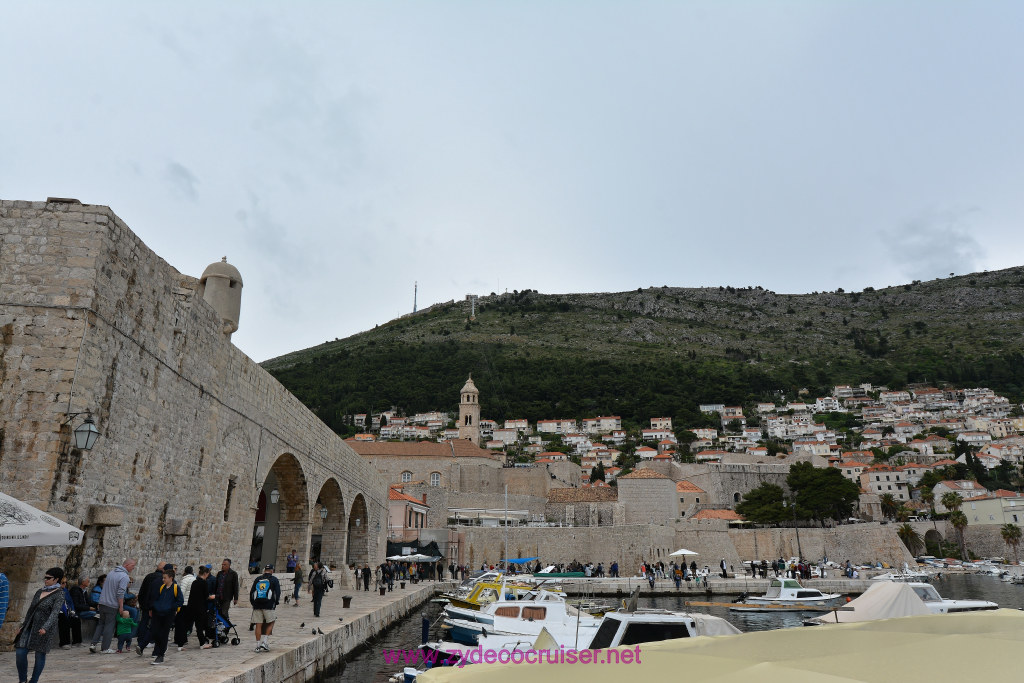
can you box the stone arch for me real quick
[346,494,369,568]
[313,477,346,569]
[251,453,311,572]
[924,528,944,556]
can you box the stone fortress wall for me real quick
[0,199,388,640]
[454,521,916,573]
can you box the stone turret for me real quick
[199,257,243,336]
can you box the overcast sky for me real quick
[3,2,1023,362]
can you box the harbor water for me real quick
[328,573,1024,682]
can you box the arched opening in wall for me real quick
[251,453,310,574]
[924,528,944,557]
[314,478,346,570]
[734,492,741,503]
[346,494,369,569]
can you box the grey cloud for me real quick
[164,161,199,201]
[883,209,985,282]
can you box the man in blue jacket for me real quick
[249,564,281,653]
[145,568,183,665]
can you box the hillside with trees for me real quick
[262,266,1024,436]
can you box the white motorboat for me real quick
[392,590,741,682]
[906,582,999,613]
[444,589,602,646]
[729,578,844,612]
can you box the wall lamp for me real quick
[64,413,101,451]
[269,489,280,504]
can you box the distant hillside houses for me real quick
[343,383,1022,483]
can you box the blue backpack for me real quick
[254,578,272,602]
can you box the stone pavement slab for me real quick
[1,580,448,683]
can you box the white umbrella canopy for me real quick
[670,548,699,557]
[0,491,84,547]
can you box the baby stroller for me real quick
[211,606,241,646]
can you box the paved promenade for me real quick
[1,579,447,683]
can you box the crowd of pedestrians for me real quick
[8,556,246,680]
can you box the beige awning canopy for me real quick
[419,609,1024,683]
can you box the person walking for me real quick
[308,562,328,618]
[14,567,65,683]
[176,566,211,650]
[90,557,136,654]
[361,564,371,592]
[115,608,139,653]
[173,566,196,650]
[250,564,281,652]
[214,558,240,625]
[146,568,183,665]
[132,560,166,654]
[291,563,303,606]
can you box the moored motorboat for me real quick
[906,582,999,613]
[729,578,844,612]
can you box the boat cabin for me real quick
[764,579,830,600]
[588,613,697,648]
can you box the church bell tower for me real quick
[458,375,481,445]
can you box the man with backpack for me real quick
[249,564,281,652]
[307,562,329,618]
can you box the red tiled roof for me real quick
[388,486,428,506]
[692,509,744,521]
[619,468,669,480]
[676,480,705,493]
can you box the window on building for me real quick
[734,492,741,503]
[402,471,412,483]
[430,472,441,487]
[695,497,700,504]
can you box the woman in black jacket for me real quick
[175,565,213,650]
[15,567,65,683]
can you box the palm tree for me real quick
[879,493,899,520]
[949,511,969,560]
[897,523,924,556]
[940,491,963,514]
[1001,524,1022,565]
[896,506,911,523]
[920,489,935,517]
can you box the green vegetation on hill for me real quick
[263,267,1024,434]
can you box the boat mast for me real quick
[504,484,508,571]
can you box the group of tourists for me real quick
[11,558,241,681]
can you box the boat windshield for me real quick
[589,618,622,649]
[619,622,693,645]
[911,585,942,602]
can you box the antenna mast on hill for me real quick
[414,281,418,313]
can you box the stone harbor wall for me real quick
[0,199,387,644]
[457,524,678,570]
